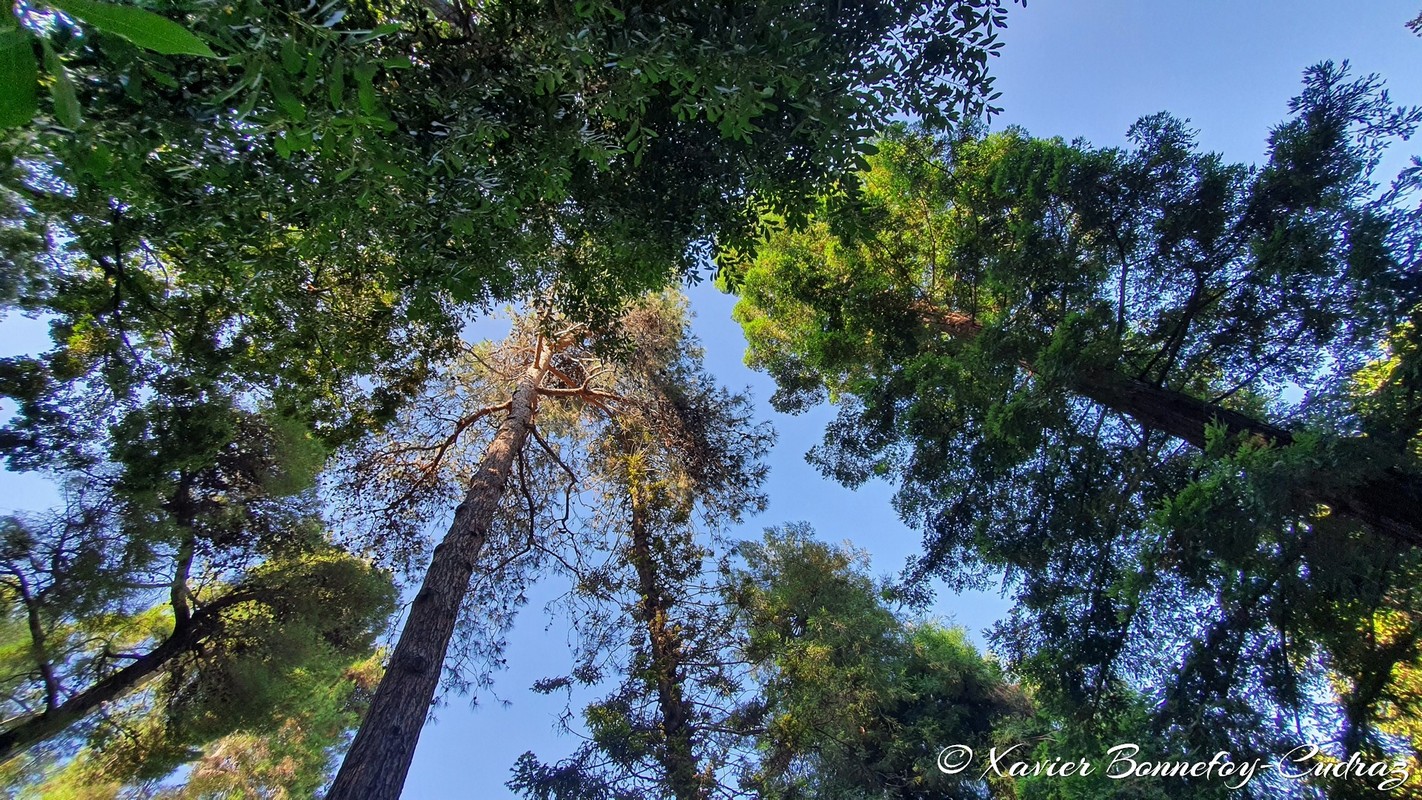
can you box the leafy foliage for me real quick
[729,62,1422,789]
[732,526,1029,800]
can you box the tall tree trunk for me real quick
[915,302,1422,547]
[327,337,555,800]
[627,479,703,800]
[1070,368,1422,547]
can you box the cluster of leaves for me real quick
[729,61,1422,793]
[2,0,215,129]
[1,0,1026,793]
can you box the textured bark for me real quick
[327,339,554,800]
[627,481,703,800]
[916,302,1422,547]
[1068,369,1296,451]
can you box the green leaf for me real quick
[268,71,306,122]
[327,57,345,108]
[0,30,37,128]
[146,65,178,87]
[280,37,301,74]
[47,0,216,57]
[41,39,82,127]
[353,61,376,115]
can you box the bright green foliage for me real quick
[0,533,396,795]
[160,657,385,800]
[26,652,389,800]
[729,62,1422,786]
[1,0,216,130]
[732,525,1028,800]
[0,392,396,791]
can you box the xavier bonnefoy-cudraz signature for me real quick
[936,742,1412,791]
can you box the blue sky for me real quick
[402,3,1422,797]
[1,1,1419,797]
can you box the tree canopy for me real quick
[8,1,1422,797]
[730,61,1422,787]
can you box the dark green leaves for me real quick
[40,40,80,127]
[1,0,213,127]
[47,0,216,57]
[0,30,36,127]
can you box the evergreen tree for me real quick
[508,294,773,800]
[728,62,1422,784]
[731,526,1028,800]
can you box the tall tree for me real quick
[0,406,396,786]
[728,63,1422,776]
[331,296,723,798]
[328,307,578,798]
[731,63,1422,546]
[509,294,773,800]
[730,525,1029,800]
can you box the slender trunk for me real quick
[327,339,555,800]
[16,574,59,714]
[0,590,249,763]
[627,480,702,800]
[914,301,1422,547]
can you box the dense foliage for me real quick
[9,0,1421,797]
[731,62,1422,792]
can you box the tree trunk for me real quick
[0,591,246,763]
[915,302,1422,547]
[627,480,703,800]
[1071,368,1422,548]
[327,338,554,800]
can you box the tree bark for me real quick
[327,337,555,800]
[627,480,703,800]
[915,302,1422,547]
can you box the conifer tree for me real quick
[729,63,1422,776]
